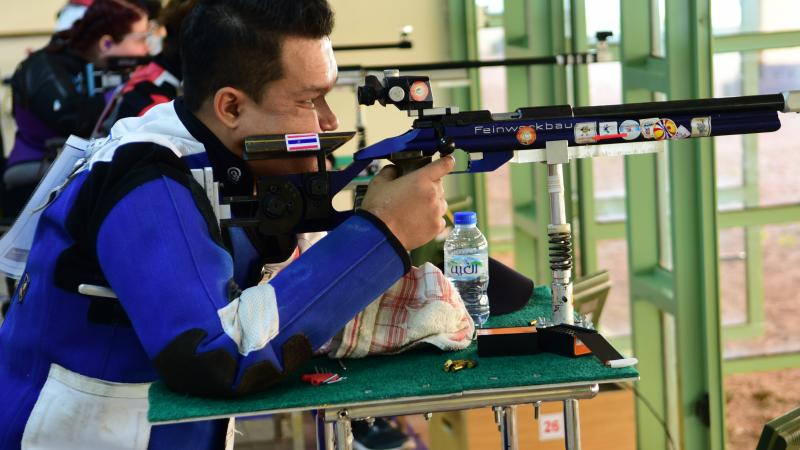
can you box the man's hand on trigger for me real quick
[361,155,455,251]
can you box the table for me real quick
[148,286,638,449]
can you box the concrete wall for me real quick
[0,1,64,153]
[0,1,63,33]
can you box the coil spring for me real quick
[548,231,573,271]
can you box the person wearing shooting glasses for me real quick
[0,0,469,448]
[3,0,151,220]
[97,0,197,133]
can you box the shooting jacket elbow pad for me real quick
[151,211,410,398]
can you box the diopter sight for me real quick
[357,69,433,112]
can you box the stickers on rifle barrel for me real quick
[599,121,618,136]
[619,120,641,140]
[515,125,537,145]
[640,118,660,139]
[691,117,712,137]
[574,122,597,144]
[674,125,691,139]
[653,118,677,141]
[409,81,430,102]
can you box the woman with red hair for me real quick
[4,0,151,218]
[55,0,162,32]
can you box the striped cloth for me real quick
[259,235,474,358]
[325,262,475,358]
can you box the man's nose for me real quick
[317,102,339,132]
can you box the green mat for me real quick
[149,285,638,423]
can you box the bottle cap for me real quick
[454,211,477,225]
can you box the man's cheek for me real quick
[288,111,323,134]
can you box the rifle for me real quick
[86,56,153,95]
[224,70,799,324]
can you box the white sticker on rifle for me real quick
[619,120,641,140]
[574,122,597,144]
[674,125,692,139]
[691,117,712,137]
[599,121,618,136]
[639,118,660,139]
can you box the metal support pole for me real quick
[563,399,582,450]
[291,412,305,450]
[334,410,353,450]
[546,157,574,325]
[323,384,598,422]
[493,406,505,431]
[315,410,335,450]
[500,406,519,450]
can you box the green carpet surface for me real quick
[149,285,638,423]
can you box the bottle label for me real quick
[445,254,487,281]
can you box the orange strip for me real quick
[476,326,537,336]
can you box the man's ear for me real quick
[212,87,247,130]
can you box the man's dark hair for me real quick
[180,0,334,111]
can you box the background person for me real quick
[4,0,151,219]
[99,0,197,131]
[55,0,163,32]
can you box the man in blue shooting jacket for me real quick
[0,0,453,448]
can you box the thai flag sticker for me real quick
[285,133,321,152]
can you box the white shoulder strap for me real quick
[0,136,92,278]
[65,135,90,152]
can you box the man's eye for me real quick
[302,100,316,108]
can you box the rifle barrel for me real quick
[574,93,785,118]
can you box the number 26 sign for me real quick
[539,413,565,441]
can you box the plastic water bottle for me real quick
[444,211,490,327]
